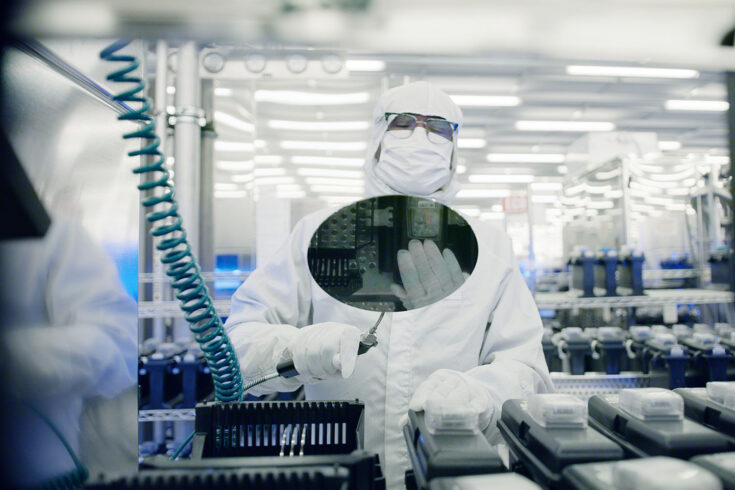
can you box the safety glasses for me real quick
[384,112,458,144]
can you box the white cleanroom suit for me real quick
[0,214,138,486]
[225,81,553,488]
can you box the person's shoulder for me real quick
[465,216,516,265]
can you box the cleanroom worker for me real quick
[225,81,553,488]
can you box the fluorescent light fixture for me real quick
[214,87,233,97]
[215,141,254,152]
[450,95,521,107]
[480,212,505,220]
[255,177,295,185]
[468,174,534,184]
[166,86,176,94]
[267,120,370,131]
[254,90,370,105]
[564,184,586,196]
[455,207,481,216]
[566,65,699,79]
[292,156,364,167]
[486,153,565,163]
[605,190,624,199]
[297,168,363,178]
[215,190,247,198]
[531,195,557,203]
[666,203,688,211]
[254,168,286,177]
[345,59,385,71]
[586,184,612,195]
[531,182,563,191]
[645,196,674,206]
[276,184,303,192]
[214,183,238,191]
[280,140,366,151]
[321,195,359,203]
[666,187,691,196]
[706,155,730,164]
[595,168,621,180]
[306,177,364,186]
[217,160,254,171]
[491,204,503,212]
[458,138,487,149]
[456,189,511,198]
[665,99,729,111]
[277,191,307,199]
[588,200,615,209]
[311,185,363,194]
[456,164,467,174]
[515,121,615,132]
[215,111,254,133]
[254,155,284,165]
[658,140,682,151]
[232,173,254,183]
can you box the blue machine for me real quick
[617,249,645,296]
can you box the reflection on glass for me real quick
[308,195,478,312]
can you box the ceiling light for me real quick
[267,120,370,131]
[566,65,699,79]
[455,206,481,216]
[215,190,247,199]
[586,184,612,194]
[311,185,363,194]
[306,177,364,186]
[291,156,364,167]
[254,155,284,165]
[214,183,238,191]
[531,182,563,191]
[215,141,255,152]
[215,87,233,97]
[215,111,254,133]
[277,191,307,199]
[491,204,503,212]
[468,174,534,184]
[595,168,621,180]
[515,121,615,132]
[666,187,691,196]
[665,100,729,111]
[254,90,370,105]
[217,160,254,171]
[588,200,615,209]
[531,195,557,203]
[345,59,385,71]
[706,155,730,164]
[605,190,623,199]
[254,168,286,177]
[666,203,688,211]
[255,177,295,185]
[480,212,505,220]
[658,140,682,151]
[280,141,366,151]
[456,189,512,198]
[487,153,566,163]
[458,138,487,149]
[449,95,521,107]
[456,164,467,174]
[232,174,254,183]
[297,168,363,178]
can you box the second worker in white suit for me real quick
[225,81,553,488]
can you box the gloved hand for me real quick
[390,239,466,310]
[408,369,495,431]
[287,322,361,383]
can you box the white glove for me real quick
[391,239,465,310]
[287,322,361,383]
[408,369,495,431]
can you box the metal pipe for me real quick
[173,41,202,341]
[200,79,216,287]
[14,40,133,116]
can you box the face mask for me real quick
[374,131,453,196]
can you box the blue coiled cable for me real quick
[100,40,243,402]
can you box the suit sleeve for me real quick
[225,217,316,396]
[4,217,137,401]
[464,234,554,432]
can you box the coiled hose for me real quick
[100,40,243,402]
